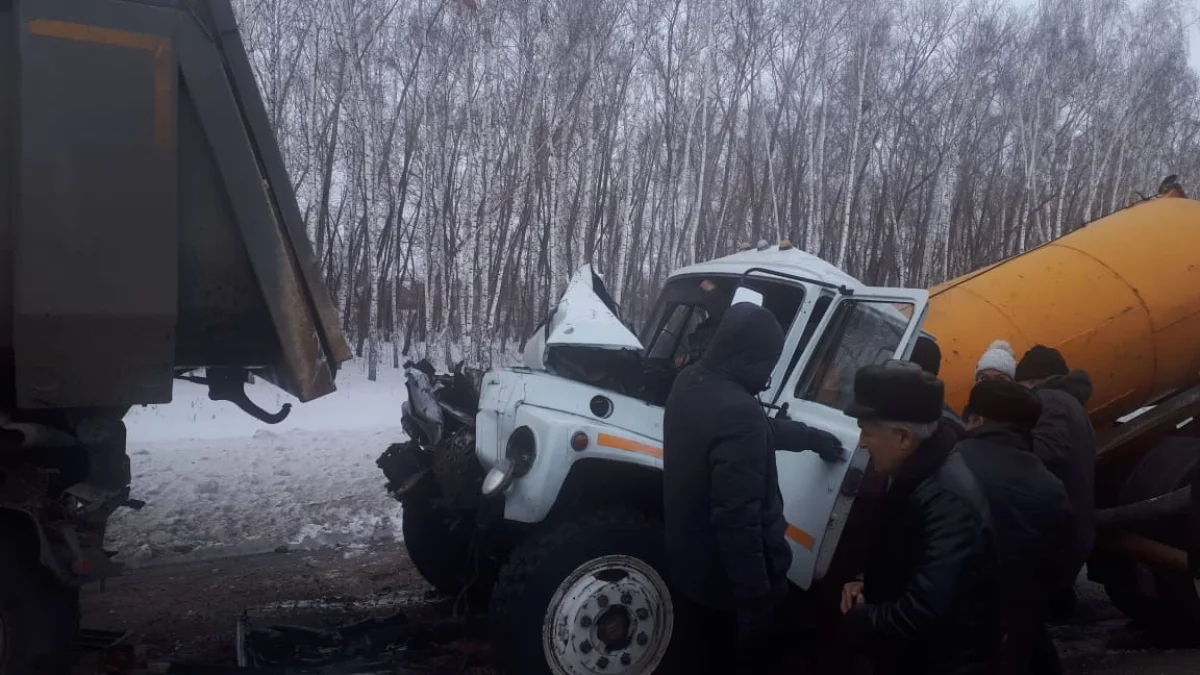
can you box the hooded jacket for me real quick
[663,303,824,610]
[1030,370,1095,573]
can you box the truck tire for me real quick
[1099,437,1200,635]
[489,508,678,675]
[402,502,492,602]
[0,542,80,675]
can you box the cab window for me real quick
[796,299,915,411]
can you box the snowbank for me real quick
[109,362,410,565]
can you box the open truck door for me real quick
[765,287,929,589]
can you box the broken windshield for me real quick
[640,275,807,367]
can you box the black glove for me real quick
[809,428,844,462]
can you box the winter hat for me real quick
[910,336,942,377]
[846,360,944,424]
[975,340,1017,379]
[1015,345,1070,383]
[967,379,1043,429]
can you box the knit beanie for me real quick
[975,339,1017,379]
[1015,345,1069,383]
[967,378,1043,429]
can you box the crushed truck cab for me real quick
[380,247,931,675]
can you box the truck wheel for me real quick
[1099,437,1200,633]
[0,543,80,675]
[402,502,492,601]
[489,508,677,675]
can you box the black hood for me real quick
[700,303,784,393]
[1040,370,1093,406]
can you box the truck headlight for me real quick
[482,426,537,497]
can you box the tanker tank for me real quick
[924,195,1200,428]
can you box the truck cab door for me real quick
[768,287,930,589]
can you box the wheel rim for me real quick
[542,554,674,675]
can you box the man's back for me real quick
[957,426,1075,590]
[1030,371,1094,568]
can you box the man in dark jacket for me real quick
[840,360,1001,675]
[663,302,843,673]
[958,379,1075,675]
[1015,345,1095,619]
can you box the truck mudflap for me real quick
[5,0,350,409]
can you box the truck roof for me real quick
[670,244,864,291]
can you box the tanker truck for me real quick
[380,188,1200,674]
[0,1,351,673]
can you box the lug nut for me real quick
[636,633,649,646]
[621,653,632,666]
[581,615,593,628]
[636,607,649,620]
[621,592,633,605]
[597,656,610,669]
[581,641,593,654]
[597,595,610,608]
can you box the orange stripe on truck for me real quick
[786,524,816,550]
[596,433,663,459]
[597,432,815,550]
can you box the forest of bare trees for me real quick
[232,0,1200,370]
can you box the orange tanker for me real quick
[925,194,1200,428]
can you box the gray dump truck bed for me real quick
[0,0,350,410]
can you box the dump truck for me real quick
[380,190,1200,674]
[0,1,351,673]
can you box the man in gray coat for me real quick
[1016,345,1095,619]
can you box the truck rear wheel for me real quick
[0,539,80,675]
[489,508,678,675]
[1099,437,1200,635]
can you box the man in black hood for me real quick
[663,302,843,672]
[958,379,1075,675]
[1015,345,1095,619]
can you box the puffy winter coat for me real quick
[663,303,831,610]
[1030,370,1095,574]
[844,422,1002,675]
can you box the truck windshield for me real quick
[640,275,806,366]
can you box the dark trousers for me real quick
[1028,624,1064,675]
[672,595,783,675]
[1006,597,1063,675]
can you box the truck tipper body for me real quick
[0,2,350,673]
[381,192,1200,675]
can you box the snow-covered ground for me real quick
[108,361,410,566]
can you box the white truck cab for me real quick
[378,241,930,675]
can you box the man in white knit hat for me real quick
[975,340,1017,382]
